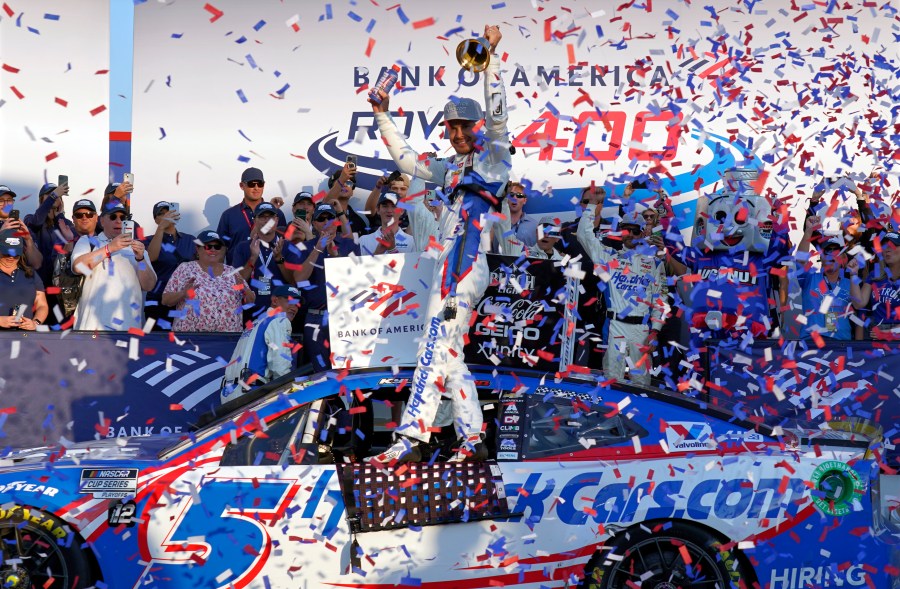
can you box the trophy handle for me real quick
[456,37,491,73]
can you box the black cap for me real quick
[196,230,224,244]
[102,199,127,216]
[72,199,97,213]
[104,182,120,196]
[883,232,900,246]
[293,191,314,205]
[273,285,302,302]
[39,183,57,198]
[153,201,174,217]
[241,167,264,183]
[256,202,278,217]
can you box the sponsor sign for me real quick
[327,253,433,367]
[80,468,138,499]
[665,422,715,451]
[465,255,565,370]
[769,565,868,588]
[810,461,865,517]
[0,481,59,497]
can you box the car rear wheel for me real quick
[582,522,746,589]
[0,506,94,589]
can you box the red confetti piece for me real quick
[365,37,375,57]
[10,86,24,99]
[54,97,67,107]
[412,17,434,29]
[89,104,107,116]
[45,152,58,162]
[203,3,223,22]
[1,63,19,73]
[2,3,12,17]
[169,404,183,411]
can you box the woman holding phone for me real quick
[0,229,48,330]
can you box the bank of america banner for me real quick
[326,253,435,368]
[0,332,238,449]
[129,1,896,237]
[708,340,900,468]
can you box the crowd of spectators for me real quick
[0,163,897,393]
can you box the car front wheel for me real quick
[583,521,748,589]
[0,506,95,589]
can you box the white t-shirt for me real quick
[358,226,417,255]
[72,233,156,331]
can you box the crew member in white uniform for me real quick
[368,24,509,464]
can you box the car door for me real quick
[135,400,349,589]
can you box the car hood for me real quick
[0,435,179,469]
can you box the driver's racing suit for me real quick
[374,56,510,444]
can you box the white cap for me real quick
[444,97,483,122]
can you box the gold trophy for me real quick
[456,37,491,72]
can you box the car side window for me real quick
[219,406,308,466]
[525,393,647,458]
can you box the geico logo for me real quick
[0,507,68,539]
[508,473,809,526]
[769,565,868,588]
[474,324,541,340]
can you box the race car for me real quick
[0,365,897,589]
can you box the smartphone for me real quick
[124,172,134,185]
[386,170,402,185]
[170,202,180,213]
[12,304,27,320]
[294,209,307,221]
[58,174,68,186]
[8,210,19,221]
[122,219,135,239]
[346,155,357,170]
[630,180,647,190]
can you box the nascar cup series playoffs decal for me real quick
[809,461,864,516]
[80,468,138,499]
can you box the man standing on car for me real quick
[367,24,508,465]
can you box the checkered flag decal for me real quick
[339,461,514,534]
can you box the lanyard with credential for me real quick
[241,207,254,230]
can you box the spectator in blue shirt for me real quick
[507,182,538,246]
[284,203,359,372]
[233,202,289,322]
[216,167,287,264]
[795,217,856,341]
[144,201,197,330]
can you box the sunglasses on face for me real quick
[508,192,525,198]
[203,243,224,251]
[74,211,96,219]
[107,213,127,221]
[246,181,265,188]
[316,215,336,223]
[581,199,592,205]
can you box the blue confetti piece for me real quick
[238,129,252,142]
[666,8,679,20]
[159,127,166,140]
[396,6,409,24]
[275,83,290,96]
[238,155,251,163]
[235,35,247,44]
[348,11,362,22]
[171,32,183,39]
[27,26,40,35]
[365,19,376,33]
[44,13,60,20]
[236,89,248,103]
[246,54,258,69]
[15,13,22,27]
[444,26,465,37]
[253,19,266,31]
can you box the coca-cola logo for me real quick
[476,297,544,323]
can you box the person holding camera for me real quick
[70,200,156,331]
[326,164,369,235]
[0,185,43,270]
[0,229,48,330]
[287,192,316,243]
[143,201,196,330]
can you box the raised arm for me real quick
[480,24,510,165]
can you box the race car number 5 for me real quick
[139,478,296,589]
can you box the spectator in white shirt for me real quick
[358,192,417,255]
[71,201,156,331]
[526,216,564,260]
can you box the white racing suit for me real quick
[577,209,669,385]
[375,56,511,443]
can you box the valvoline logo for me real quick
[307,107,761,231]
[665,421,714,450]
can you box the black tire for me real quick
[0,506,95,589]
[583,521,748,589]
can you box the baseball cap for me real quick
[104,182,120,196]
[293,191,314,205]
[196,230,224,244]
[0,230,23,257]
[538,215,561,237]
[378,192,399,206]
[444,97,483,122]
[241,167,264,183]
[882,232,900,246]
[273,284,302,301]
[39,183,57,198]
[820,237,844,252]
[153,201,174,217]
[72,199,97,213]
[0,185,16,199]
[256,202,278,217]
[103,199,127,216]
[313,203,337,221]
[619,210,645,228]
